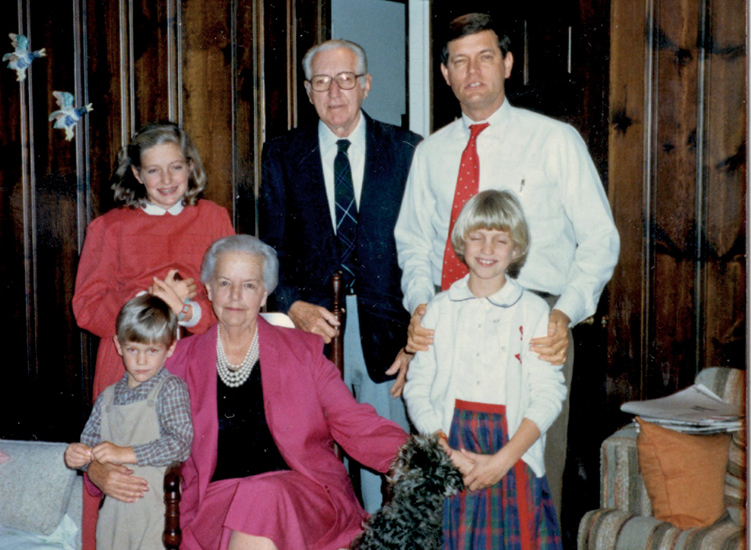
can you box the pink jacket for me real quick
[166,318,408,548]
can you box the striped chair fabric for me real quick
[578,368,746,550]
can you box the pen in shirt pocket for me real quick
[519,177,525,196]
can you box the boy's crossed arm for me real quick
[91,441,137,465]
[64,440,137,470]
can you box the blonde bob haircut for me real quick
[110,121,207,208]
[116,294,177,347]
[450,189,530,279]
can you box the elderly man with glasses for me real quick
[259,39,422,513]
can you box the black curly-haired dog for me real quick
[350,433,464,550]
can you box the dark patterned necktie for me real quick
[441,122,490,290]
[335,139,358,291]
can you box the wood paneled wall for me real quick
[0,0,746,446]
[607,0,747,410]
[1,0,328,441]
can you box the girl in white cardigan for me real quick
[403,189,566,550]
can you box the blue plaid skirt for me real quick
[443,400,562,550]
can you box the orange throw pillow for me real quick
[636,417,730,529]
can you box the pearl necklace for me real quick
[216,328,259,388]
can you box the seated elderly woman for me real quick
[87,234,408,550]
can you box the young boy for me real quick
[65,294,193,549]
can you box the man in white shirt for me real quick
[393,13,620,519]
[259,40,421,513]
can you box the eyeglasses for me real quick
[307,72,365,92]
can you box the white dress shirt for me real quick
[394,100,620,326]
[403,276,567,477]
[454,295,506,404]
[318,113,367,231]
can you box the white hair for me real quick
[201,235,279,294]
[302,39,368,80]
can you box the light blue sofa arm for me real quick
[0,439,81,549]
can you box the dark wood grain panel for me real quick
[0,2,34,440]
[607,0,649,405]
[575,0,611,176]
[86,0,131,216]
[647,0,702,396]
[31,0,92,440]
[183,0,234,210]
[293,0,329,129]
[700,0,747,368]
[0,0,92,440]
[263,0,294,140]
[235,0,260,235]
[607,0,746,408]
[132,0,173,125]
[34,172,87,440]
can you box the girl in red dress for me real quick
[73,122,234,549]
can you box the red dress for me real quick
[73,199,234,399]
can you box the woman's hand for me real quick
[64,442,92,469]
[87,459,149,504]
[91,441,137,466]
[459,449,514,491]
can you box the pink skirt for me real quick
[184,470,340,550]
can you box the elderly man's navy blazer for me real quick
[259,112,422,383]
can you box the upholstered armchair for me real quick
[578,367,746,550]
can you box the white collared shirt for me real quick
[141,200,185,216]
[449,281,517,405]
[318,112,367,232]
[394,100,621,326]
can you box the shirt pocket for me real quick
[513,167,563,224]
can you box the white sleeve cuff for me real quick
[178,300,201,328]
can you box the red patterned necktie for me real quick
[441,122,490,290]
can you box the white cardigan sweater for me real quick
[403,276,567,477]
